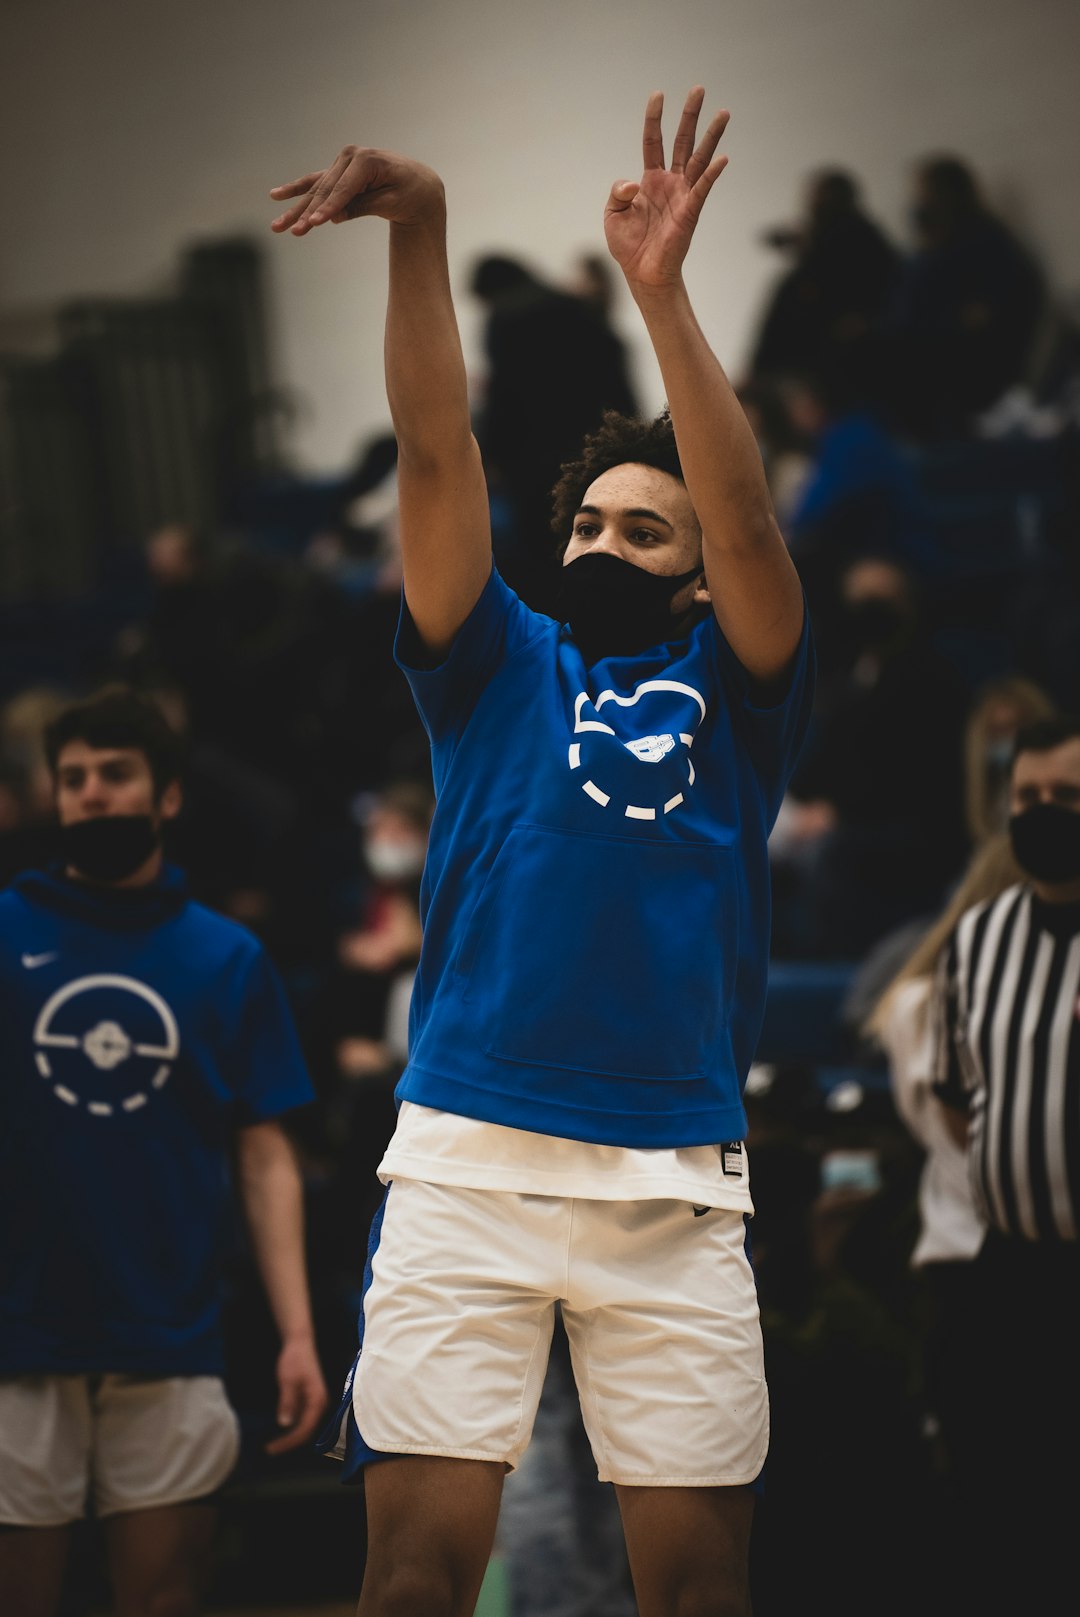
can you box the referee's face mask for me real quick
[1009,803,1080,884]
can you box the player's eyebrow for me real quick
[575,504,674,530]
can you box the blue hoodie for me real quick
[392,566,814,1148]
[0,863,313,1376]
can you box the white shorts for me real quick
[0,1373,241,1527]
[351,1179,768,1487]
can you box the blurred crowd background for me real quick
[3,85,1080,1617]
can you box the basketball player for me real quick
[271,88,812,1617]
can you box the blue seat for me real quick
[757,960,861,1067]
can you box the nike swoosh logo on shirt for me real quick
[692,1205,710,1217]
[21,952,59,969]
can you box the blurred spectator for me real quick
[112,522,221,715]
[305,486,433,803]
[331,779,431,1077]
[840,677,1056,1025]
[563,250,620,322]
[1009,423,1080,711]
[0,686,70,884]
[777,369,936,607]
[140,680,320,962]
[884,155,1047,441]
[736,377,813,530]
[961,674,1057,846]
[303,779,433,1275]
[470,251,639,616]
[303,431,401,601]
[749,169,900,392]
[747,1064,935,1617]
[932,714,1080,1614]
[772,554,969,957]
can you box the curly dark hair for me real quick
[549,409,686,555]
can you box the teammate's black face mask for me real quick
[559,553,704,664]
[60,815,161,883]
[1008,803,1080,884]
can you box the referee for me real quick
[934,713,1080,1616]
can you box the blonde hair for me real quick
[862,833,1023,1045]
[964,675,1056,845]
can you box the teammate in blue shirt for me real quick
[271,87,812,1617]
[0,687,327,1617]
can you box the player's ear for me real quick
[693,570,711,605]
[159,780,183,822]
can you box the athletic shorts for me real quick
[341,1179,769,1487]
[0,1373,241,1527]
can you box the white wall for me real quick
[4,0,1078,472]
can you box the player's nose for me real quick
[589,528,624,558]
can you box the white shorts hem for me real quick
[95,1478,235,1520]
[359,1437,514,1468]
[600,1469,764,1488]
[0,1508,84,1528]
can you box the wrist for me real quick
[279,1321,316,1347]
[626,274,689,313]
[389,174,446,231]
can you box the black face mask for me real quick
[1009,804,1080,885]
[559,553,704,664]
[845,597,908,654]
[60,815,161,883]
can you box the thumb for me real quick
[607,180,639,212]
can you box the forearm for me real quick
[383,197,492,650]
[630,274,804,679]
[631,279,776,551]
[271,141,490,646]
[385,201,475,465]
[236,1125,316,1346]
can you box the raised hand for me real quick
[604,87,729,290]
[269,146,443,236]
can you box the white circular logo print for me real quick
[33,974,180,1118]
[567,678,707,820]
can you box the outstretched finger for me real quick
[670,86,705,174]
[642,90,665,171]
[688,152,729,216]
[270,197,312,233]
[685,110,730,189]
[290,152,353,234]
[269,170,324,201]
[305,157,381,228]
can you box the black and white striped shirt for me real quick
[934,883,1080,1242]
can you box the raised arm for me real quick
[270,147,491,655]
[604,90,805,685]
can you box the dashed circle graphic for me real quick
[33,974,180,1117]
[568,678,706,819]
